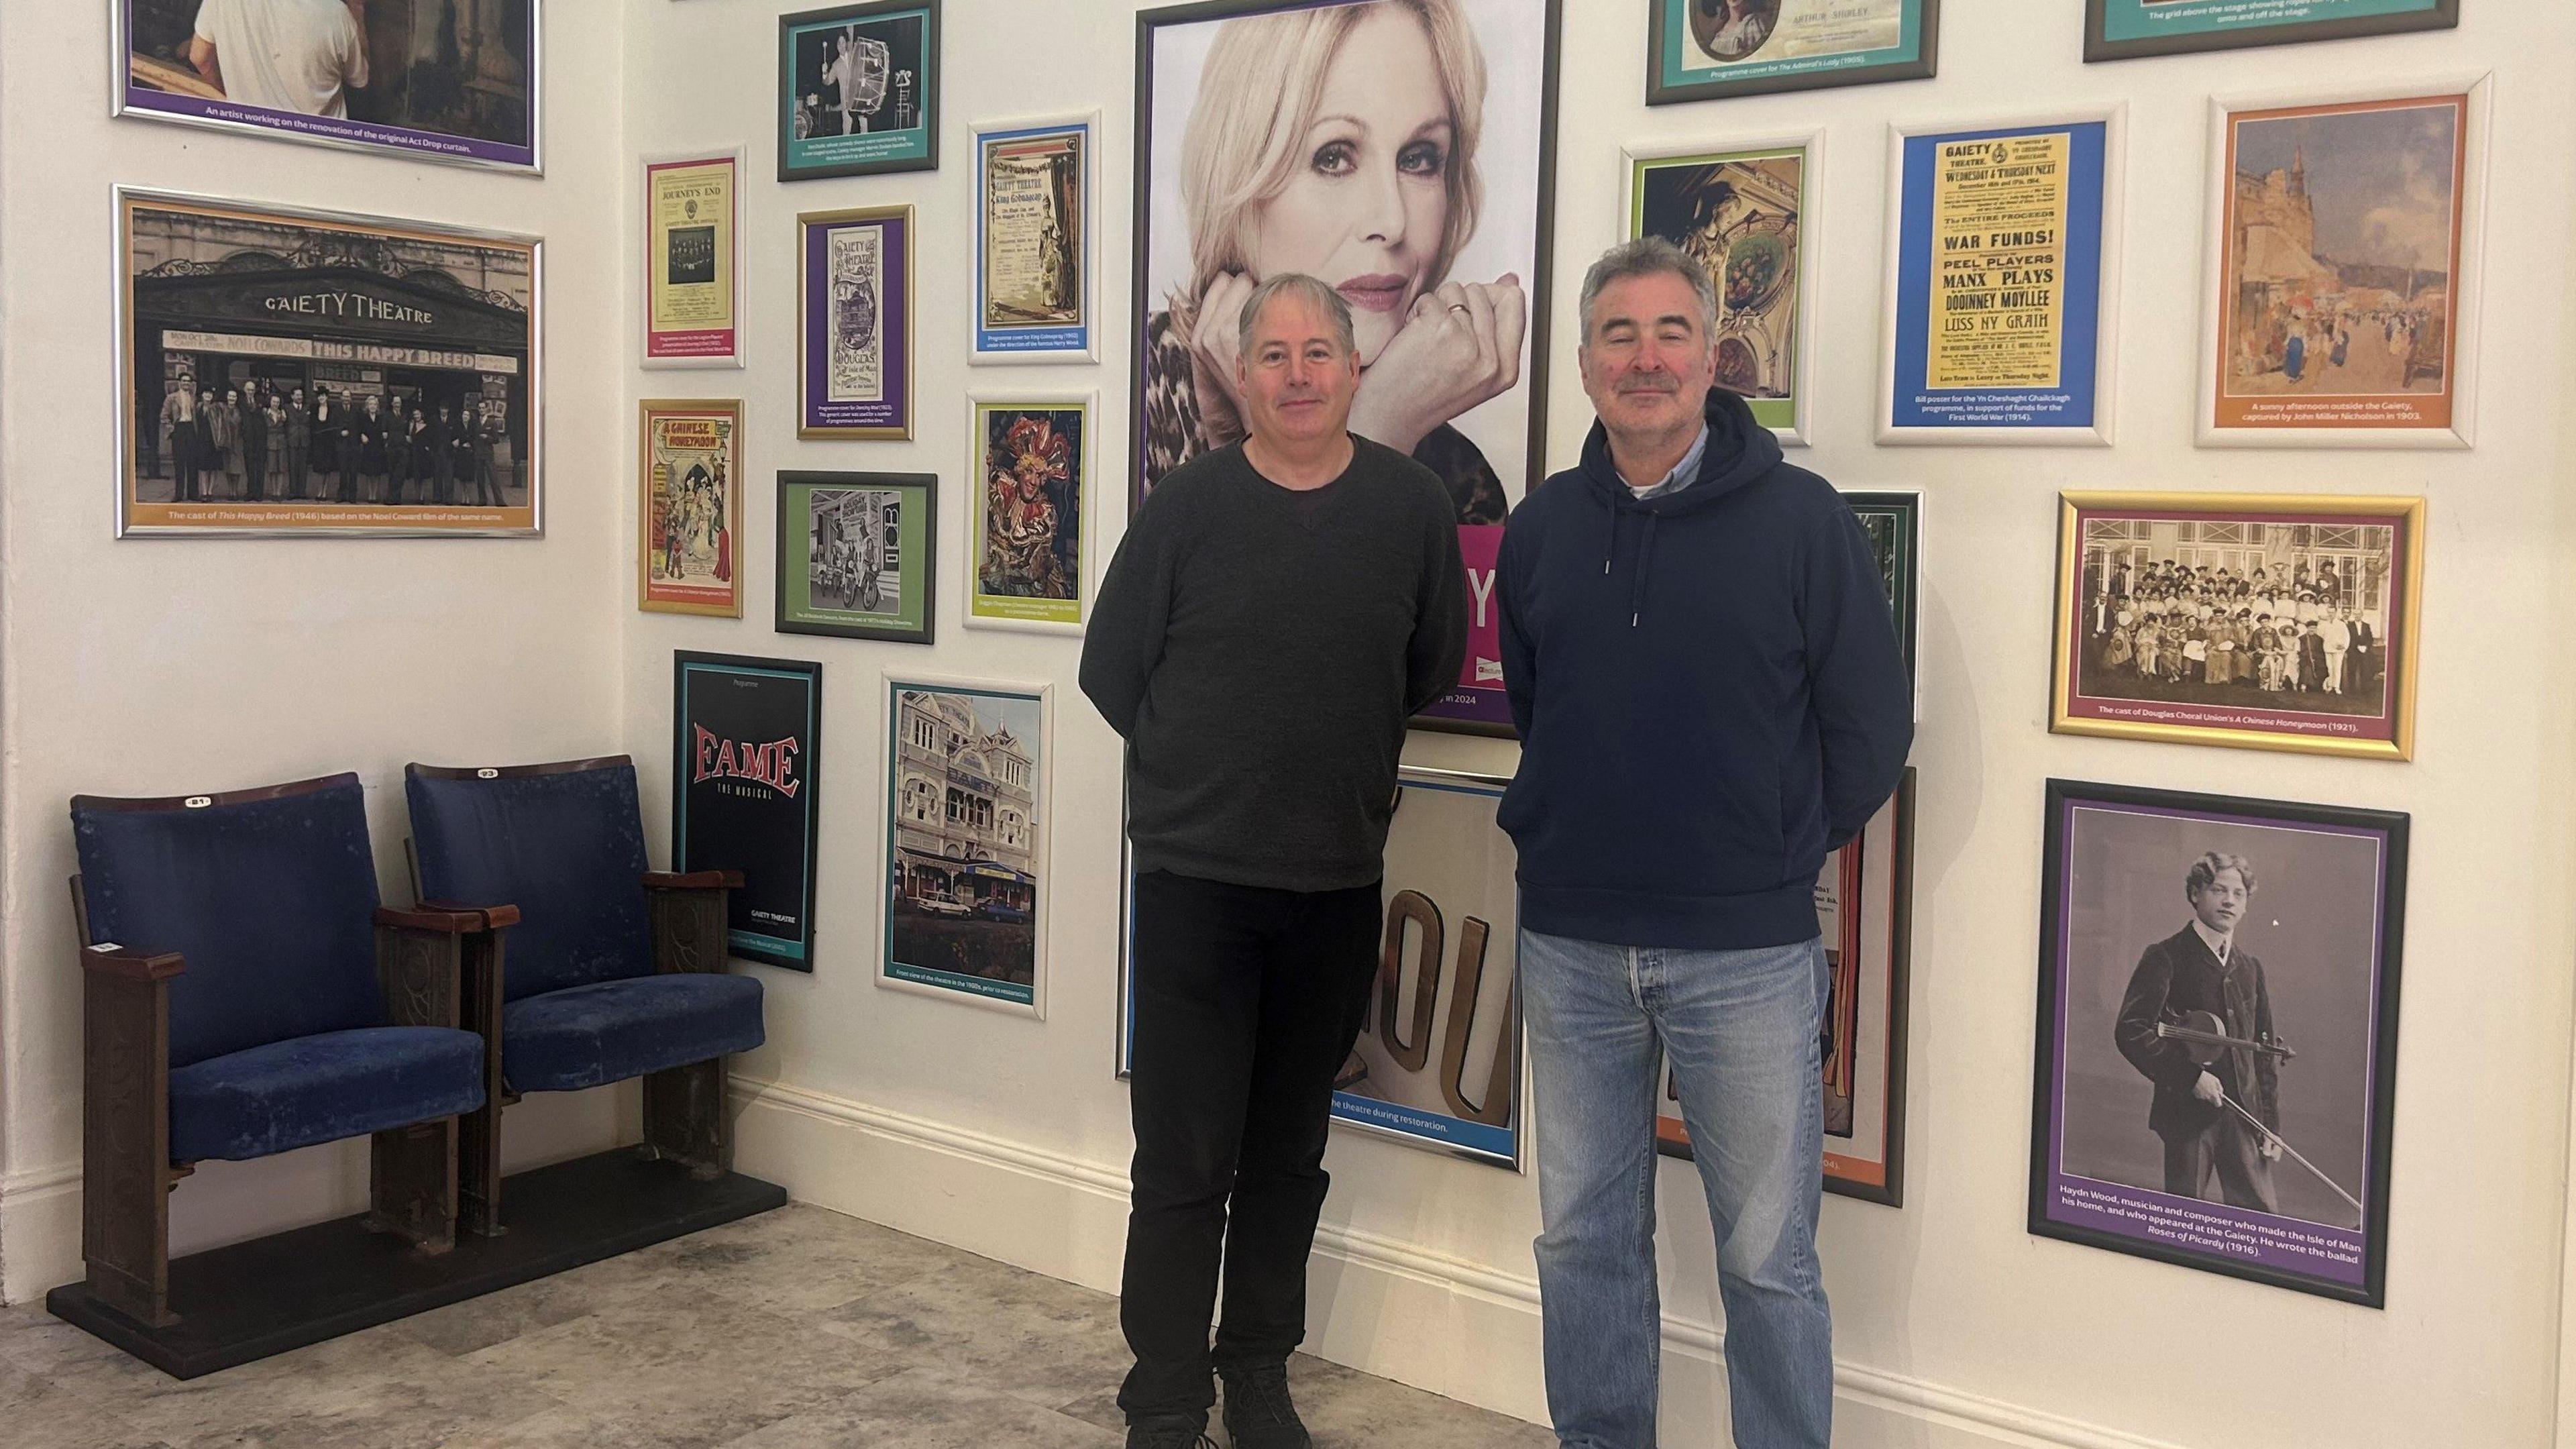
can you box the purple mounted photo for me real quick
[115,0,539,172]
[798,205,914,440]
[2029,779,2408,1307]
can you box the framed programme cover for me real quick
[1134,0,1562,736]
[2031,780,2408,1307]
[643,150,743,368]
[776,472,937,645]
[1843,489,1921,694]
[799,205,914,440]
[778,0,940,180]
[639,399,744,617]
[1625,132,1819,445]
[674,653,823,973]
[2053,492,2423,761]
[2086,0,2458,62]
[115,0,539,171]
[2198,80,2487,449]
[973,113,1097,364]
[1659,770,1915,1203]
[968,396,1092,635]
[116,189,540,538]
[880,675,1052,1017]
[1647,0,1936,107]
[1880,109,2125,445]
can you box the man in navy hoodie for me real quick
[1496,237,1911,1449]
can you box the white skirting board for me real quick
[730,1076,2192,1449]
[0,1161,84,1306]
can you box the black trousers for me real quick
[1119,869,1381,1423]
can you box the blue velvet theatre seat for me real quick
[67,772,498,1328]
[405,755,759,1223]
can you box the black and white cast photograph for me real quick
[118,189,539,537]
[119,0,539,169]
[2031,780,2407,1305]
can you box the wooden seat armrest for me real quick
[643,870,743,890]
[79,943,184,981]
[375,904,517,932]
[411,900,525,930]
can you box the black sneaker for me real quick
[1124,1417,1217,1449]
[1218,1360,1313,1449]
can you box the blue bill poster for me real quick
[778,1,940,180]
[2086,0,2457,62]
[674,653,823,971]
[1884,116,2118,444]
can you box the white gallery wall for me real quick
[0,2,2570,1448]
[625,3,2576,1446]
[0,5,637,1299]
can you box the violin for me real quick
[2154,1008,2294,1063]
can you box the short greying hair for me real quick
[1237,272,1357,360]
[2186,851,2257,900]
[1577,236,1718,344]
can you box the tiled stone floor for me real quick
[1,1203,1559,1448]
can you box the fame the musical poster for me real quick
[1882,112,2122,444]
[673,653,824,973]
[2031,780,2407,1306]
[644,151,742,367]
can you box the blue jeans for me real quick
[1521,928,1833,1449]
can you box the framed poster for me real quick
[2031,780,2407,1307]
[2198,81,2487,449]
[115,189,539,539]
[1842,489,1921,694]
[1646,0,1937,107]
[1337,767,1524,1168]
[1658,769,1914,1203]
[879,675,1052,1017]
[2053,492,2423,761]
[643,150,743,368]
[1880,109,2125,445]
[1625,133,1818,445]
[673,653,823,973]
[639,400,744,617]
[968,396,1092,635]
[1134,0,1562,736]
[973,114,1097,364]
[799,206,914,440]
[113,0,540,172]
[2086,0,2458,62]
[777,0,941,181]
[776,472,937,645]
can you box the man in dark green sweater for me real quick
[1080,273,1467,1449]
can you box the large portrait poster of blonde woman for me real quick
[1134,0,1562,735]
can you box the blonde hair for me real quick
[1173,0,1486,332]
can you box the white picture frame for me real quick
[1876,103,2128,447]
[1621,127,1823,448]
[2193,74,2490,451]
[969,110,1101,366]
[641,146,747,371]
[964,391,1095,637]
[876,672,1054,1020]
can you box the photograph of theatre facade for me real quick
[125,205,533,509]
[890,688,1038,922]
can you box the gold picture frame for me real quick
[639,398,746,618]
[2051,492,2424,760]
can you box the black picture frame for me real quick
[777,0,942,181]
[1841,490,1921,700]
[673,652,825,973]
[1131,0,1562,738]
[1646,0,1939,107]
[2084,0,2457,62]
[2029,779,2408,1307]
[775,471,938,645]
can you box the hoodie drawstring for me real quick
[1632,512,1658,629]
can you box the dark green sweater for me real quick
[1080,438,1468,892]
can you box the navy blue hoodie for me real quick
[1495,387,1912,949]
